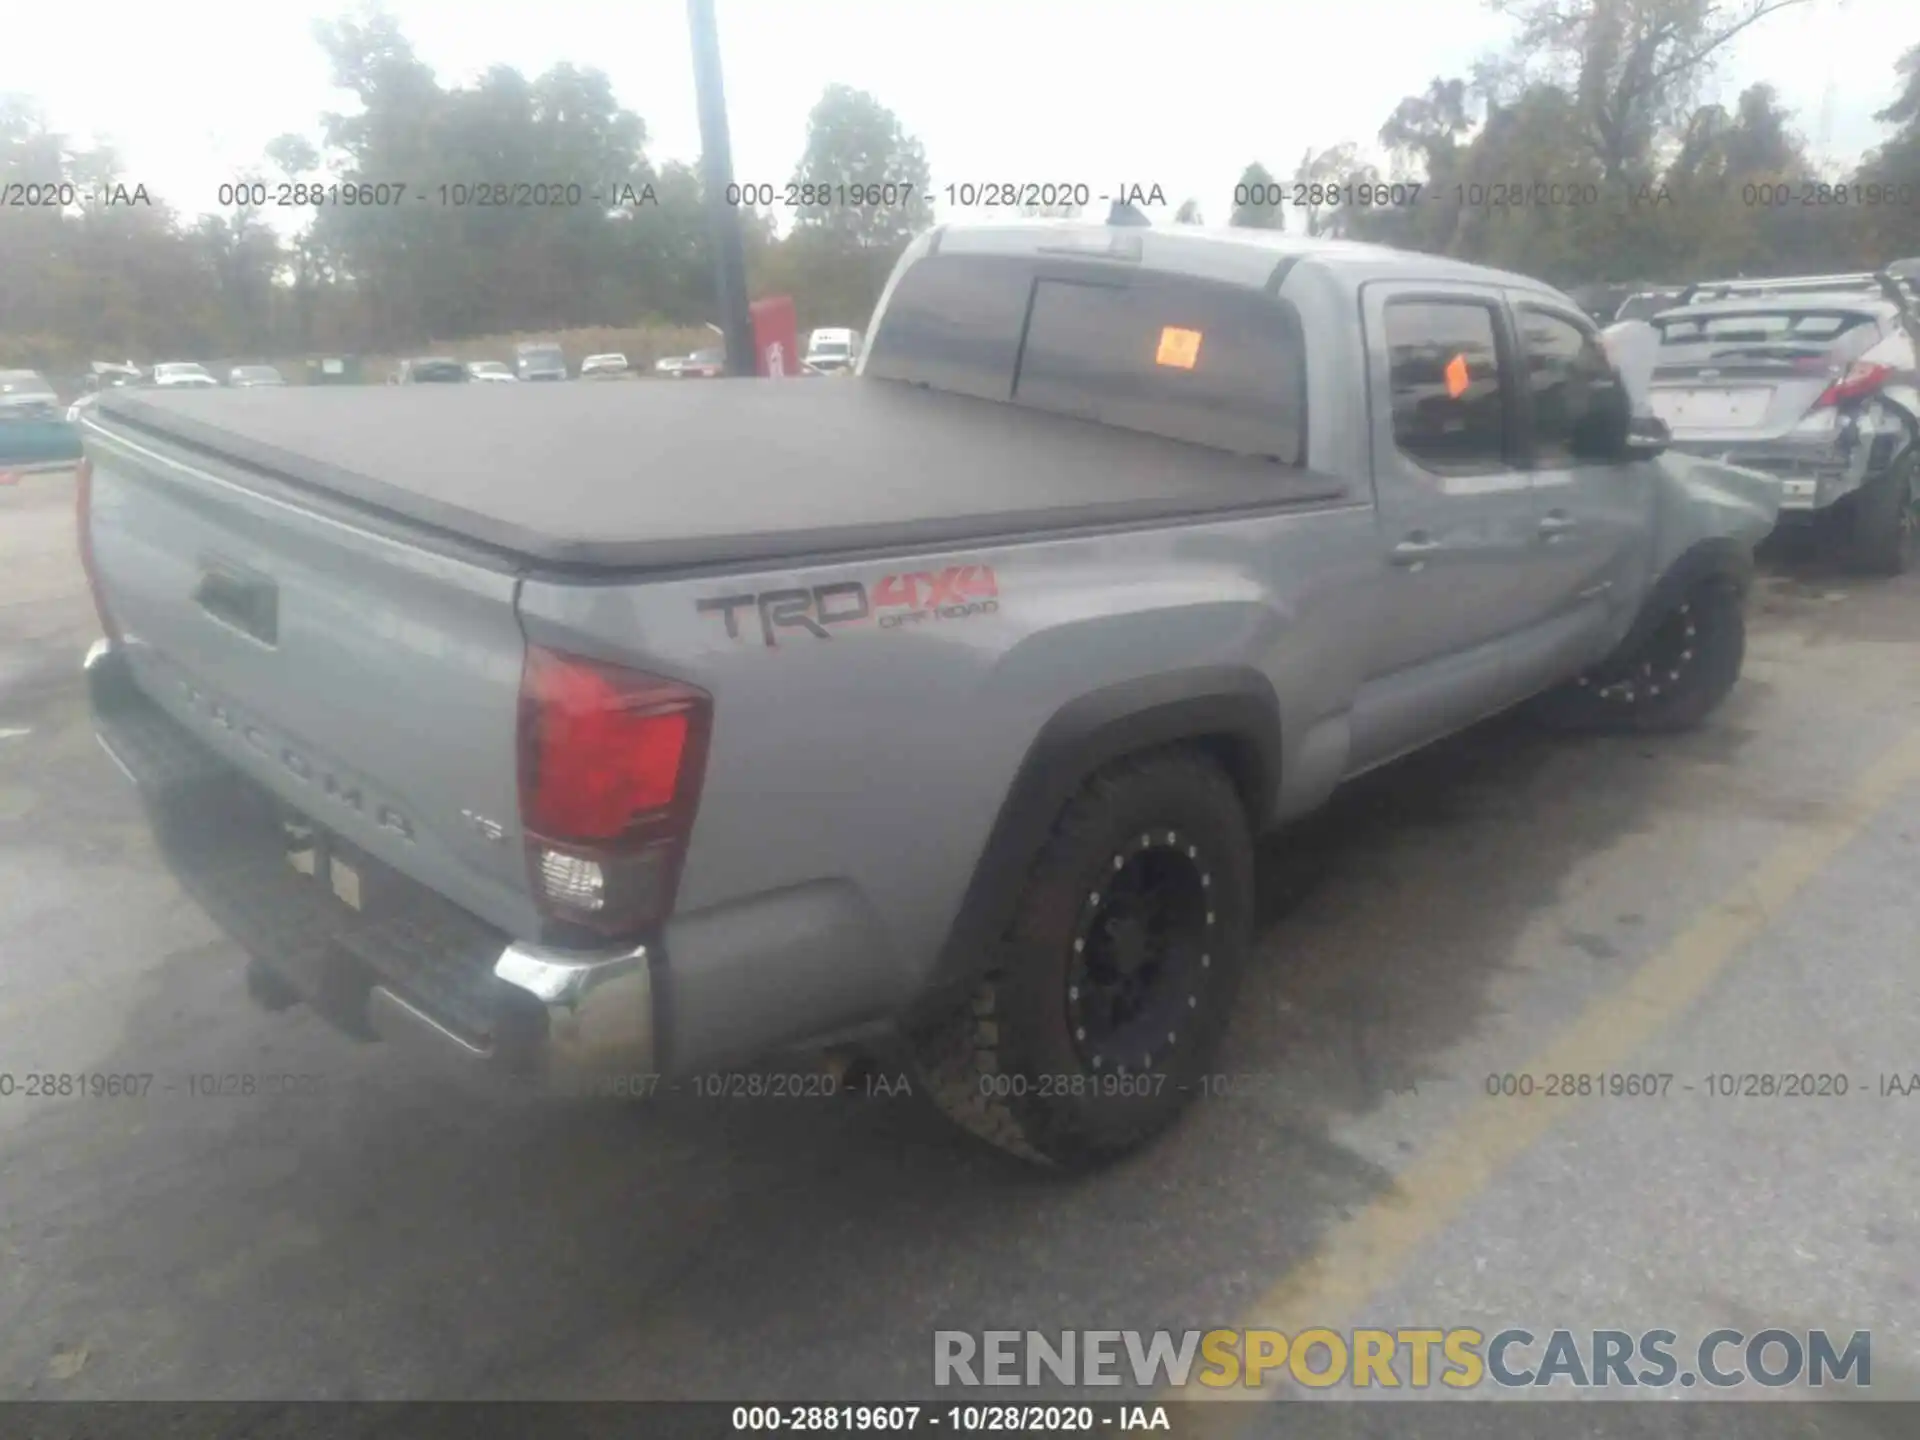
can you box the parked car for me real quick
[70,366,141,422]
[0,369,61,416]
[151,362,220,389]
[466,361,517,383]
[391,357,470,385]
[304,357,364,386]
[78,222,1778,1168]
[1644,270,1919,572]
[228,365,287,388]
[579,352,633,380]
[86,361,144,392]
[804,327,864,374]
[1613,286,1690,324]
[671,347,725,379]
[0,370,82,469]
[514,342,568,382]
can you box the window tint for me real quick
[1516,307,1618,465]
[1383,300,1509,471]
[864,255,1034,401]
[1014,276,1307,464]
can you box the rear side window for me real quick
[864,255,1034,401]
[1383,300,1510,471]
[1014,276,1307,464]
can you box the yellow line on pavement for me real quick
[1181,723,1920,1422]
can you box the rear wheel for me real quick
[1532,579,1746,734]
[911,750,1254,1169]
[1844,457,1919,576]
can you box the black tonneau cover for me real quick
[93,379,1345,572]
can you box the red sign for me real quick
[750,295,800,378]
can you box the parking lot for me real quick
[2,464,1918,1412]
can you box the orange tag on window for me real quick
[1443,352,1471,398]
[1156,326,1203,369]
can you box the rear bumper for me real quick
[1672,432,1910,515]
[85,639,656,1091]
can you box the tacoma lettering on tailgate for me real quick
[697,564,1000,647]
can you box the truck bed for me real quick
[93,380,1344,572]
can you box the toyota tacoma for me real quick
[76,222,1780,1167]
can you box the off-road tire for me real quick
[1531,579,1746,734]
[1844,458,1919,576]
[911,749,1255,1169]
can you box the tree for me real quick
[788,85,933,252]
[1174,198,1204,224]
[1292,144,1379,237]
[303,13,681,344]
[1485,0,1815,186]
[1227,162,1285,230]
[1379,79,1476,185]
[1854,43,1920,262]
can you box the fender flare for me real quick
[924,666,1283,1001]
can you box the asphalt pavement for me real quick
[1,467,1917,1426]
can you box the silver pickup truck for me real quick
[76,222,1779,1168]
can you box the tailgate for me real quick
[83,418,539,937]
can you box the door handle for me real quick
[1390,534,1441,567]
[194,560,279,646]
[1538,511,1577,537]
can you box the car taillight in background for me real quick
[516,644,712,938]
[1813,361,1894,409]
[74,456,122,644]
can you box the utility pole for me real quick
[688,0,755,377]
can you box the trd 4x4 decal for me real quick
[697,564,1000,647]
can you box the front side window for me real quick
[1382,299,1510,472]
[1516,307,1619,465]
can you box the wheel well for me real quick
[924,669,1282,1006]
[1622,539,1752,656]
[1181,731,1271,832]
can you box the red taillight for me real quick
[516,644,712,936]
[74,456,122,644]
[1813,361,1893,409]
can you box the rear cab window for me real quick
[866,253,1309,467]
[863,255,1034,401]
[1014,274,1307,465]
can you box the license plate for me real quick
[1649,387,1772,429]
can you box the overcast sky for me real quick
[1,0,1902,227]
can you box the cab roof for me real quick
[922,219,1569,304]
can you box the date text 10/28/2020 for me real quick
[1486,1071,1920,1099]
